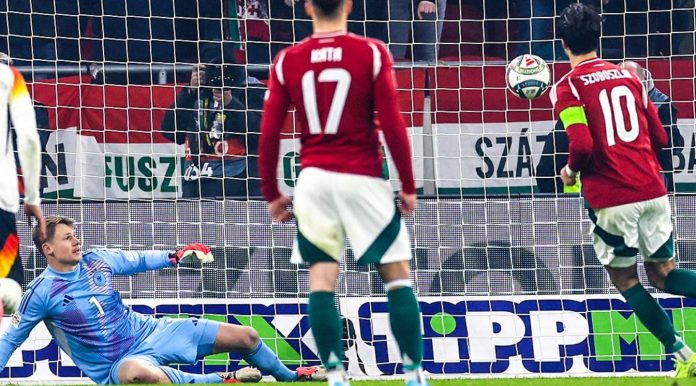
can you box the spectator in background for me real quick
[270,0,312,46]
[510,0,629,61]
[620,60,684,191]
[388,0,447,62]
[161,45,263,199]
[269,0,377,55]
[511,0,568,61]
[536,60,684,193]
[237,0,273,64]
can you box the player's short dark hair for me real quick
[557,3,602,56]
[33,216,75,255]
[311,0,345,19]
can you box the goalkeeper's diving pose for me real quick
[0,215,325,384]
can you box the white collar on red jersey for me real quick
[311,31,348,38]
[576,58,602,68]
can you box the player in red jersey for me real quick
[259,1,426,385]
[554,3,696,377]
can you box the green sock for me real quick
[387,287,424,371]
[308,291,343,370]
[622,283,681,351]
[665,269,696,298]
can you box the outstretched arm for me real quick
[94,244,213,275]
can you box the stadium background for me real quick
[0,0,695,383]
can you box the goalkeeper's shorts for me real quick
[291,167,411,266]
[589,195,674,268]
[108,317,220,383]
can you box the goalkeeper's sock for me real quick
[242,340,297,382]
[158,366,223,384]
[308,291,344,370]
[665,269,696,298]
[622,283,682,352]
[386,285,423,371]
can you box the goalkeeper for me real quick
[0,216,325,384]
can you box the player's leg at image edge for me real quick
[661,263,696,377]
[617,277,695,378]
[592,199,696,378]
[608,245,696,377]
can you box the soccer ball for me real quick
[0,278,22,314]
[506,54,551,100]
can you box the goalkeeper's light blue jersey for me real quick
[0,249,173,384]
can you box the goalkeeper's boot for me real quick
[218,367,263,383]
[296,365,327,381]
[675,353,696,378]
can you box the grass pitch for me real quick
[24,377,696,385]
[268,377,696,386]
[267,377,695,386]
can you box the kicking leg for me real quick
[645,259,696,374]
[378,261,426,386]
[607,265,693,361]
[648,259,696,298]
[639,199,696,297]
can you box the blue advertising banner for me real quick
[2,295,695,382]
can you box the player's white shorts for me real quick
[291,167,411,265]
[589,195,674,268]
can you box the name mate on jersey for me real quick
[579,69,633,85]
[311,47,343,64]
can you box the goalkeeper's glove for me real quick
[170,243,214,264]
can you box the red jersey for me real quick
[550,58,667,209]
[259,32,415,202]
